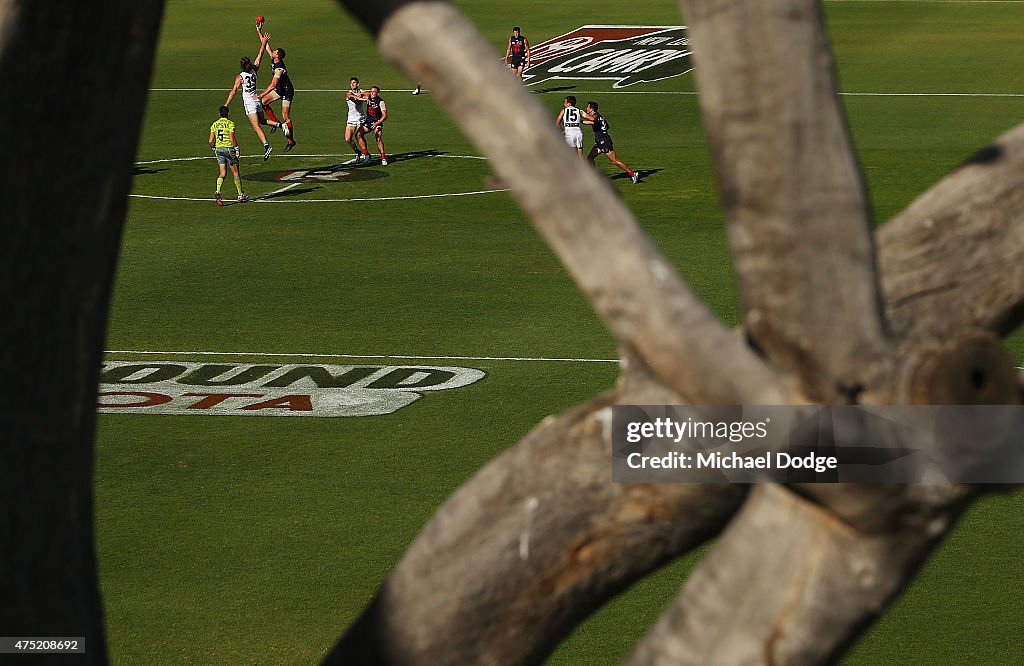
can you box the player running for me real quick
[583,101,639,184]
[345,77,370,162]
[357,86,389,165]
[504,26,531,80]
[223,32,286,160]
[256,27,296,152]
[208,106,249,205]
[555,95,585,158]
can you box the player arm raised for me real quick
[257,24,274,57]
[224,74,241,107]
[253,32,271,70]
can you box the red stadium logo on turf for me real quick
[524,25,692,88]
[97,361,486,417]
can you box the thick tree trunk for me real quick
[0,1,164,660]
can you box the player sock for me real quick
[263,105,281,124]
[234,179,243,196]
[627,169,635,177]
[217,176,224,192]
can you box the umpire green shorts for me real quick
[215,146,238,166]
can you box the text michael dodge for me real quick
[625,450,838,472]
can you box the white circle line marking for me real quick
[134,153,488,166]
[129,189,509,204]
[132,153,499,203]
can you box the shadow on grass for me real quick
[610,167,664,183]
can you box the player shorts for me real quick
[347,113,363,127]
[215,147,238,166]
[594,135,614,154]
[276,85,294,102]
[362,118,383,133]
[243,94,263,116]
[510,56,525,69]
[564,131,583,150]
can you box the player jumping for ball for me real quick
[223,32,286,160]
[256,25,296,152]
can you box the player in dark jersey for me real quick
[583,101,639,184]
[357,86,390,165]
[257,27,296,152]
[504,26,531,80]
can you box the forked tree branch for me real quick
[680,0,894,402]
[327,370,747,665]
[879,123,1024,341]
[337,0,784,406]
[327,2,1024,666]
[626,483,972,665]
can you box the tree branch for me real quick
[626,483,971,665]
[334,0,783,406]
[879,123,1024,341]
[1,0,166,658]
[328,372,746,665]
[680,0,893,401]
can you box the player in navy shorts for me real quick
[358,86,390,165]
[504,26,531,80]
[584,101,639,184]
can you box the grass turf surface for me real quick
[99,0,1024,663]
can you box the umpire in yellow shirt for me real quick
[209,106,249,205]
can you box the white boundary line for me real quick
[132,153,503,203]
[134,153,487,165]
[130,189,508,204]
[101,350,1021,367]
[104,349,622,364]
[147,88,1024,97]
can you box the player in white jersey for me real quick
[344,77,370,162]
[224,32,284,160]
[555,95,585,158]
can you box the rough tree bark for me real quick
[1,1,165,661]
[326,1,1023,665]
[4,0,1022,664]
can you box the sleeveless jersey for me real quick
[509,34,527,59]
[591,113,611,138]
[562,106,583,132]
[365,96,385,124]
[240,68,259,100]
[273,59,294,96]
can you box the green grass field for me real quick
[99,0,1024,663]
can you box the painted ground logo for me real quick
[525,25,691,88]
[247,163,387,183]
[98,361,486,417]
